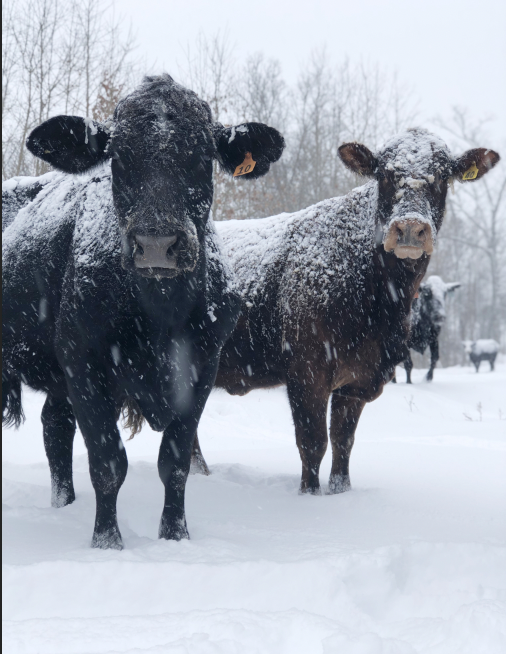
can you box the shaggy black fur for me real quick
[2,74,284,549]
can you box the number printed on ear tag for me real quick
[233,152,256,177]
[462,163,479,180]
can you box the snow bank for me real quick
[3,365,506,653]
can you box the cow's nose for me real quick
[383,218,434,259]
[133,234,179,269]
[395,221,428,247]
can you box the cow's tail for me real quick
[2,371,25,428]
[121,396,145,440]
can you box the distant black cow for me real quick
[2,74,284,549]
[192,129,499,496]
[393,275,460,383]
[463,339,500,372]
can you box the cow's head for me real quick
[462,340,474,355]
[338,129,499,261]
[419,275,461,328]
[26,74,285,278]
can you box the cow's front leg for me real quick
[158,355,218,540]
[63,361,127,550]
[286,374,329,495]
[329,393,365,494]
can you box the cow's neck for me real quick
[371,247,429,362]
[129,266,204,332]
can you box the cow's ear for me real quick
[453,148,500,182]
[26,116,111,174]
[338,142,378,177]
[214,122,285,179]
[446,282,461,293]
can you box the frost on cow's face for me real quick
[338,128,500,262]
[25,73,286,279]
[109,77,215,278]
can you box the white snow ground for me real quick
[3,364,506,654]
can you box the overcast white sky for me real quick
[119,0,505,145]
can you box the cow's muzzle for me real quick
[127,225,199,278]
[383,218,434,260]
[133,234,179,270]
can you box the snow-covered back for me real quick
[464,339,500,355]
[217,182,378,317]
[2,164,121,285]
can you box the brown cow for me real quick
[192,129,499,495]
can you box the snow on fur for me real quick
[2,164,232,296]
[217,182,377,317]
[380,129,452,241]
[464,339,500,355]
[217,129,454,328]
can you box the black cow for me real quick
[2,74,284,549]
[463,339,500,372]
[393,275,460,383]
[196,129,499,496]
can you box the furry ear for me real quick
[445,282,461,293]
[452,148,500,182]
[215,122,285,179]
[338,142,378,177]
[26,116,111,174]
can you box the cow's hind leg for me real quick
[42,394,76,507]
[405,353,413,384]
[329,393,365,494]
[426,338,439,381]
[286,375,329,495]
[190,431,210,475]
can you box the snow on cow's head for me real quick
[419,275,461,327]
[338,128,500,262]
[26,74,285,279]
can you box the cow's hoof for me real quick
[158,517,190,541]
[91,527,124,550]
[299,484,322,496]
[189,455,211,476]
[328,474,351,494]
[51,484,76,508]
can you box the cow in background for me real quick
[394,275,460,383]
[463,339,500,372]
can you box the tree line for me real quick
[2,2,505,361]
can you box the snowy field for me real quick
[3,363,506,654]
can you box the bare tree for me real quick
[2,0,138,180]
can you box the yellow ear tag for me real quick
[462,163,479,180]
[233,152,256,177]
